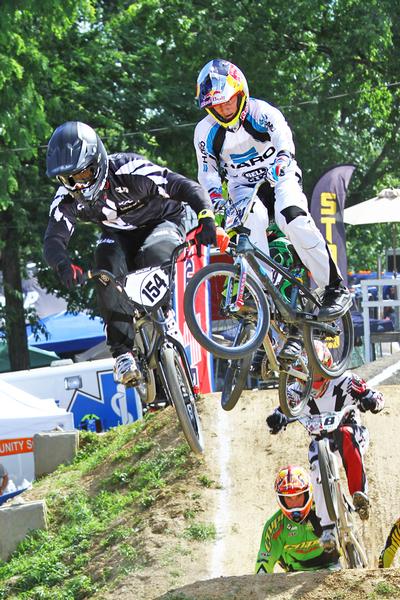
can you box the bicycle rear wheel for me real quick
[318,438,340,522]
[160,345,204,454]
[278,357,313,417]
[303,289,354,378]
[184,262,269,360]
[221,323,255,411]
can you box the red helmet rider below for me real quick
[275,465,313,523]
[312,341,333,398]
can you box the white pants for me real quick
[227,174,342,289]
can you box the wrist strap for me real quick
[198,209,215,221]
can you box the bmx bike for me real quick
[183,211,354,417]
[289,404,368,568]
[87,241,204,455]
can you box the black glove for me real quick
[57,259,84,289]
[195,210,217,256]
[358,389,384,414]
[266,409,288,434]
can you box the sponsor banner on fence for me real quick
[174,247,214,394]
[0,438,33,456]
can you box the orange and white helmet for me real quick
[275,465,313,523]
[312,341,333,397]
[196,59,249,128]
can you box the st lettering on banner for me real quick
[310,164,356,286]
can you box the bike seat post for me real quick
[290,284,299,309]
[236,233,253,254]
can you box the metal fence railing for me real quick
[361,278,400,362]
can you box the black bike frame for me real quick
[231,230,339,337]
[89,241,197,397]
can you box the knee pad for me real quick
[280,205,308,224]
[283,214,325,251]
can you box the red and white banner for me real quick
[174,246,214,394]
[0,438,33,456]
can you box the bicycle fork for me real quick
[223,255,249,312]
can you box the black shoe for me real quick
[318,283,352,321]
[278,336,303,362]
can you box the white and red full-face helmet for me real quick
[312,341,333,398]
[196,58,249,128]
[275,465,313,523]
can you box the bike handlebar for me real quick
[86,239,192,287]
[287,403,357,432]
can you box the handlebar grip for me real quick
[216,226,230,253]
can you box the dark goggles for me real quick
[57,165,97,190]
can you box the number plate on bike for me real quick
[303,412,339,434]
[124,266,169,307]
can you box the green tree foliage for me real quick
[0,1,94,369]
[0,0,399,368]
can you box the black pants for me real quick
[94,221,185,357]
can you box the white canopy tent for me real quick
[343,188,400,275]
[0,379,74,436]
[0,380,74,489]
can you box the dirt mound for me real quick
[17,374,400,600]
[157,569,400,600]
[154,382,400,600]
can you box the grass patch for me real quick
[372,580,400,597]
[183,522,216,542]
[0,411,199,600]
[197,474,218,488]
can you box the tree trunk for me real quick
[1,210,30,371]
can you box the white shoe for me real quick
[353,491,369,520]
[319,528,337,553]
[114,352,141,385]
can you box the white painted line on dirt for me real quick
[367,359,400,387]
[210,406,231,578]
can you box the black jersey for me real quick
[43,152,212,269]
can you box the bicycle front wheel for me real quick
[184,262,269,360]
[318,438,340,522]
[160,345,204,454]
[345,536,368,569]
[303,289,354,378]
[221,323,255,411]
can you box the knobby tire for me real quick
[221,323,255,411]
[183,262,269,360]
[160,345,204,454]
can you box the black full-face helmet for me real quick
[46,121,108,202]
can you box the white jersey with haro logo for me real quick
[194,97,298,203]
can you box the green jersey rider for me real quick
[255,465,340,573]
